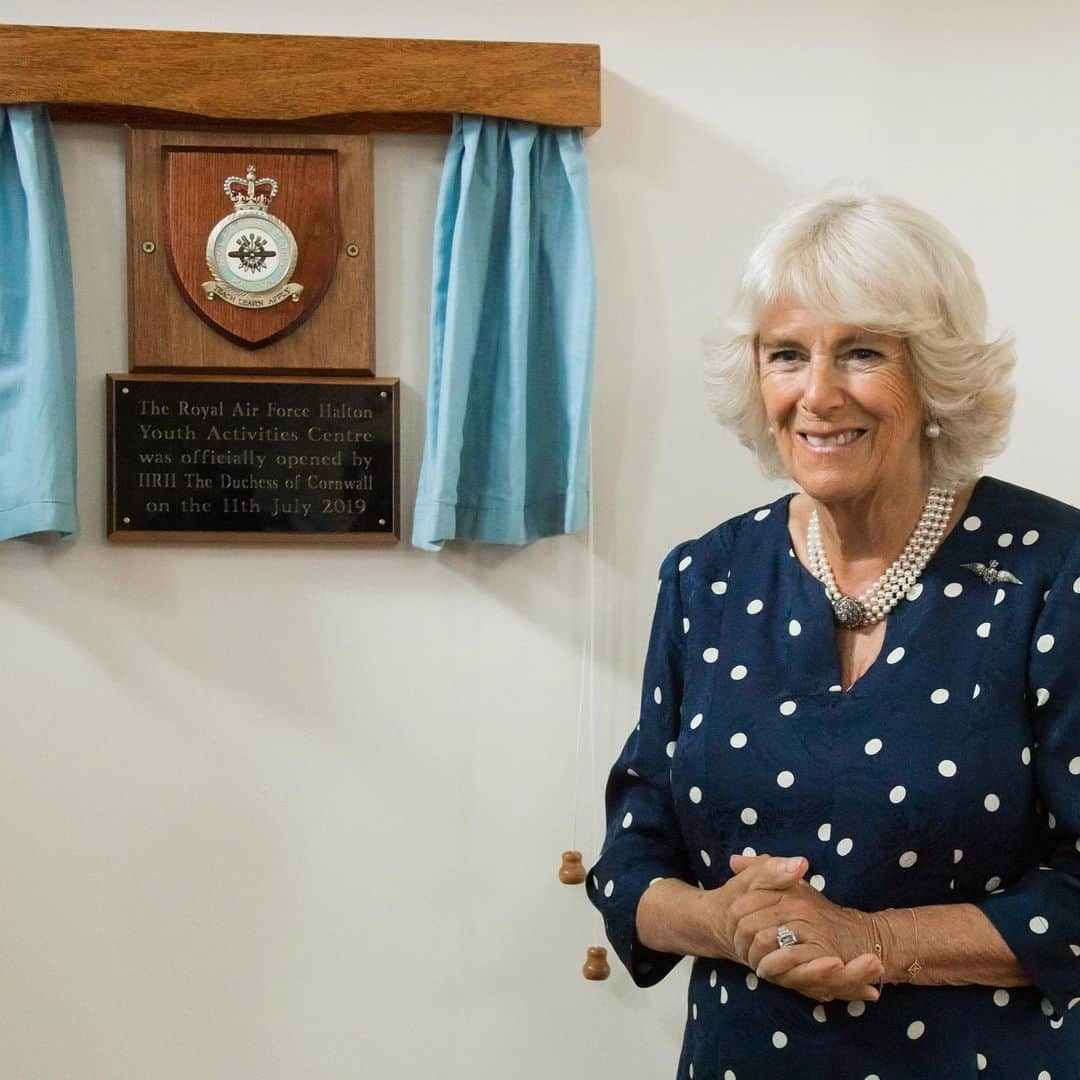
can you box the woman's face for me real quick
[756,300,927,504]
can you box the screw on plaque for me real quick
[346,243,360,257]
[121,387,130,394]
[141,241,156,254]
[122,517,131,525]
[378,518,386,526]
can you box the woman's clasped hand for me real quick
[713,852,884,1003]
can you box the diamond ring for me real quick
[776,924,799,948]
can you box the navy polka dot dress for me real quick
[587,476,1080,1079]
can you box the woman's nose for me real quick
[801,355,846,413]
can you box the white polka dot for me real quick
[993,588,1005,606]
[692,1002,698,1020]
[720,987,729,1004]
[907,1020,925,1039]
[886,646,905,664]
[906,583,924,601]
[818,823,832,842]
[963,515,982,531]
[1074,576,1080,594]
[1041,997,1054,1016]
[976,621,991,638]
[1030,915,1050,934]
[777,770,795,788]
[678,555,692,571]
[689,786,703,804]
[709,969,717,988]
[939,759,957,777]
[810,874,825,891]
[683,617,691,633]
[1038,1071,1051,1079]
[779,700,797,716]
[700,850,711,867]
[746,972,758,990]
[666,741,676,758]
[812,1004,827,1023]
[954,849,963,863]
[742,845,757,856]
[592,874,598,890]
[740,807,757,825]
[1035,689,1050,708]
[703,647,719,663]
[931,688,950,704]
[1049,812,1057,829]
[984,793,1000,812]
[730,664,748,680]
[604,880,614,898]
[622,812,633,828]
[746,598,763,615]
[899,850,918,868]
[730,732,747,748]
[1037,634,1055,653]
[829,684,842,692]
[889,785,906,803]
[754,507,771,521]
[993,989,1010,1006]
[1070,757,1080,775]
[1021,745,1032,765]
[690,713,704,730]
[985,876,1002,891]
[944,582,963,597]
[864,738,883,756]
[976,1052,987,1070]
[997,532,1013,548]
[771,1030,787,1048]
[847,1000,865,1016]
[836,837,854,856]
[689,1064,693,1079]
[1023,529,1039,546]
[788,619,802,636]
[654,686,663,704]
[1072,944,1080,957]
[711,580,728,595]
[973,683,981,699]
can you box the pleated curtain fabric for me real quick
[0,105,78,540]
[411,115,595,550]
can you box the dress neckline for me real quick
[778,475,990,697]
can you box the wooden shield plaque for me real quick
[127,130,374,375]
[164,147,339,349]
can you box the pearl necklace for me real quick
[806,486,956,629]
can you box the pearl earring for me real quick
[925,419,941,439]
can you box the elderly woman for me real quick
[586,188,1079,1078]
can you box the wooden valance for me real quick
[0,23,601,133]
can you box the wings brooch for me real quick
[961,559,1024,586]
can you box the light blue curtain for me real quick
[0,105,78,541]
[412,114,595,550]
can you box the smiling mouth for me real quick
[799,429,867,449]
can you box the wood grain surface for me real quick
[1,23,601,132]
[129,130,374,374]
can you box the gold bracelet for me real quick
[867,913,884,997]
[906,907,923,982]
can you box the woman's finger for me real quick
[755,943,839,981]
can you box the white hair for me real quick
[703,183,1016,487]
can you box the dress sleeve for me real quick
[976,537,1080,1018]
[586,542,697,987]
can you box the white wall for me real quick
[2,4,1078,1078]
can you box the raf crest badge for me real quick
[202,164,302,309]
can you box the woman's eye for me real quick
[767,350,802,363]
[848,348,881,361]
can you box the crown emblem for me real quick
[224,165,280,210]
